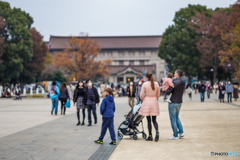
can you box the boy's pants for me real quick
[128,97,134,108]
[99,117,116,141]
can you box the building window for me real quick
[107,51,112,57]
[129,51,134,57]
[139,51,145,56]
[140,60,144,65]
[151,51,156,56]
[119,51,124,57]
[99,52,104,56]
[119,61,124,65]
[129,61,134,65]
[117,77,123,83]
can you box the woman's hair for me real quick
[76,79,85,89]
[60,82,66,91]
[52,81,56,86]
[146,72,155,90]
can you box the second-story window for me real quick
[139,51,145,56]
[107,51,112,57]
[119,51,124,57]
[129,51,134,57]
[140,60,144,65]
[151,51,156,56]
[99,52,104,57]
[119,61,124,65]
[130,61,134,65]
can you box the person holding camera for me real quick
[86,79,100,126]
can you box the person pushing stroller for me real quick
[95,88,116,145]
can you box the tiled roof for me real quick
[48,35,162,50]
[109,65,156,74]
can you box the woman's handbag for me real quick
[65,100,71,108]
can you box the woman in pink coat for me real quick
[139,72,160,142]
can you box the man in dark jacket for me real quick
[165,69,185,140]
[86,79,100,126]
[199,81,206,102]
[126,81,136,108]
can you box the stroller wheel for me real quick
[117,131,123,140]
[142,133,147,139]
[133,134,138,140]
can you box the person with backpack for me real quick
[59,82,70,115]
[50,81,60,115]
[86,79,100,126]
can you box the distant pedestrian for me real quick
[127,81,136,108]
[233,83,239,101]
[205,81,211,99]
[50,81,60,115]
[162,73,174,103]
[226,80,233,103]
[59,82,70,115]
[193,82,198,94]
[139,72,160,142]
[73,80,87,126]
[135,80,143,105]
[213,83,218,94]
[186,86,192,100]
[94,88,116,145]
[165,69,185,140]
[86,79,100,126]
[199,81,206,102]
[219,82,225,103]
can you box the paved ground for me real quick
[110,93,240,160]
[0,92,239,160]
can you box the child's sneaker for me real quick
[94,139,103,144]
[109,141,116,145]
[166,99,171,103]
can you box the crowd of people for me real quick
[186,80,239,103]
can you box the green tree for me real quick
[158,4,212,82]
[0,2,33,84]
[46,71,66,82]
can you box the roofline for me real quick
[49,35,162,39]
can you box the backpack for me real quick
[50,85,57,96]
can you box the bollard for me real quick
[36,87,39,95]
[23,88,26,95]
[41,87,45,94]
[0,89,2,97]
[30,87,33,95]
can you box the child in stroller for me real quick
[117,104,147,140]
[13,85,22,100]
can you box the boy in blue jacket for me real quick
[95,88,116,145]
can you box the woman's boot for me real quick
[146,135,153,141]
[155,131,159,142]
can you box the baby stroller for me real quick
[117,104,147,140]
[13,90,22,100]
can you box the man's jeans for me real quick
[87,104,97,124]
[200,92,205,102]
[227,93,232,101]
[51,98,59,115]
[168,103,183,137]
[136,96,142,105]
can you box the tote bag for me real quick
[65,100,71,108]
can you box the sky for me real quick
[4,0,235,41]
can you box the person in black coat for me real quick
[59,82,70,115]
[86,79,100,126]
[126,81,136,108]
[199,81,206,102]
[73,80,87,125]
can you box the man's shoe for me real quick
[81,122,84,125]
[146,136,153,141]
[179,133,184,138]
[94,121,97,124]
[169,136,179,140]
[88,124,92,126]
[76,122,80,126]
[94,139,103,144]
[109,141,116,145]
[51,110,53,115]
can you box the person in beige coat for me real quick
[139,72,160,142]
